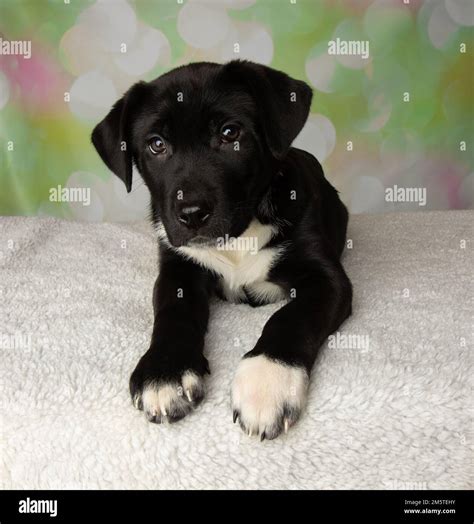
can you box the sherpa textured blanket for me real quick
[0,211,472,489]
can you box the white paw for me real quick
[133,371,204,423]
[231,354,308,440]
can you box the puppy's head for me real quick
[92,60,312,247]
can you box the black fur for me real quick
[92,60,352,437]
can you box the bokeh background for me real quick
[0,0,473,221]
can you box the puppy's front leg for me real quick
[130,248,213,423]
[232,256,352,439]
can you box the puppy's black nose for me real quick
[177,204,211,230]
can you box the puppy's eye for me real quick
[148,136,167,155]
[220,124,240,143]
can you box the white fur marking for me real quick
[232,355,308,434]
[156,219,286,303]
[245,280,287,303]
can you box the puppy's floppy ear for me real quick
[222,60,313,159]
[91,82,147,193]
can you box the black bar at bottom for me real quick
[0,489,472,522]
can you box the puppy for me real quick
[92,60,352,440]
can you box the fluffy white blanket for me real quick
[0,211,472,489]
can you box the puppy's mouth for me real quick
[164,228,220,249]
[161,211,253,249]
[186,235,216,248]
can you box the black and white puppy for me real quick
[92,60,352,440]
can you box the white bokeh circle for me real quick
[178,1,230,49]
[60,23,105,76]
[114,25,171,76]
[350,175,387,214]
[293,121,326,161]
[445,0,474,27]
[219,21,273,64]
[78,0,137,52]
[332,19,371,70]
[111,167,151,221]
[428,3,458,49]
[66,171,105,222]
[305,53,337,94]
[292,114,337,162]
[69,71,117,122]
[63,170,150,222]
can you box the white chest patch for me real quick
[156,219,287,304]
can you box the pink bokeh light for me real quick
[0,40,71,115]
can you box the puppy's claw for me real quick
[185,389,192,403]
[233,410,239,424]
[284,419,289,434]
[133,394,143,410]
[260,432,266,442]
